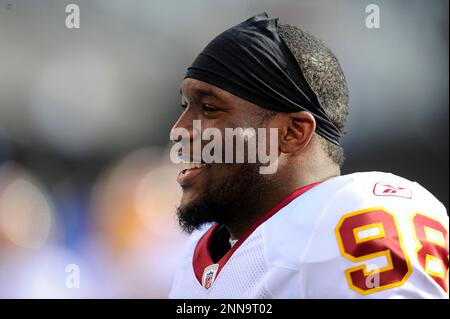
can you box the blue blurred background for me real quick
[0,0,448,297]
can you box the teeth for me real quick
[182,162,206,170]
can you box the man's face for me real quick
[171,78,276,233]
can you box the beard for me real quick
[176,162,271,234]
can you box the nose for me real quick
[170,108,203,144]
[171,107,191,142]
[170,109,204,163]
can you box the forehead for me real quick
[180,78,227,100]
[179,78,265,113]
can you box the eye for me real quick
[180,103,188,111]
[202,104,218,114]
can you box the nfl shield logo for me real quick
[205,271,214,289]
[202,264,219,290]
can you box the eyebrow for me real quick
[179,87,215,100]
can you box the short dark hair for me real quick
[278,23,349,167]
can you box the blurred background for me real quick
[0,0,448,298]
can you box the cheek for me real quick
[208,164,241,183]
[256,126,277,150]
[200,115,266,163]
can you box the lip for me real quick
[177,166,207,186]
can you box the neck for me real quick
[225,163,340,240]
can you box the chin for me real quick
[179,189,202,209]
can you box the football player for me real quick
[169,13,448,298]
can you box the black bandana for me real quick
[185,12,343,145]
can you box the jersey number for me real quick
[335,207,448,295]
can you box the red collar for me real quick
[192,182,321,286]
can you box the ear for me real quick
[279,111,316,154]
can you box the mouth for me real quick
[177,161,208,186]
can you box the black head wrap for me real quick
[185,12,343,145]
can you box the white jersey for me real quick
[169,172,449,298]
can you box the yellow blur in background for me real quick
[0,149,186,298]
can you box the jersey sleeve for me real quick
[302,173,449,298]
